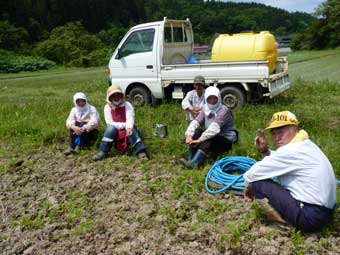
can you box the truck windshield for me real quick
[119,29,155,58]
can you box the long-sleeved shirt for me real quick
[104,101,134,130]
[244,139,337,209]
[66,104,100,132]
[185,105,237,142]
[181,90,205,121]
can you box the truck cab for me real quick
[109,18,193,105]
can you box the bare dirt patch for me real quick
[1,150,340,254]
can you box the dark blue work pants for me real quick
[250,180,334,232]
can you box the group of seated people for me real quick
[64,76,337,233]
[65,85,148,161]
[65,75,238,166]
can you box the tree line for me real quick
[2,0,313,42]
[0,0,339,71]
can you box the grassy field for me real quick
[289,48,340,83]
[1,50,340,254]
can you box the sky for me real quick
[223,0,325,13]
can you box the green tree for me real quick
[292,0,340,49]
[34,22,107,66]
[0,21,29,52]
[98,25,128,49]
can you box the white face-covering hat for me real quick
[73,92,89,114]
[204,86,222,116]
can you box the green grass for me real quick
[288,48,340,64]
[289,49,340,83]
[0,66,107,79]
[13,191,92,234]
[1,50,340,177]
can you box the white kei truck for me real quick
[108,17,290,109]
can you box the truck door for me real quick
[110,28,159,91]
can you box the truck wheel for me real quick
[220,86,246,109]
[128,87,152,106]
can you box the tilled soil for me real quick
[1,150,340,255]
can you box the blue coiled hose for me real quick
[205,156,257,195]
[205,156,340,195]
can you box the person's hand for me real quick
[185,136,193,144]
[189,139,201,146]
[255,129,269,154]
[244,187,253,202]
[74,127,83,135]
[126,128,133,137]
[192,107,202,114]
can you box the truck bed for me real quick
[160,57,288,85]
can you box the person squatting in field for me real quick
[181,75,206,122]
[64,92,101,155]
[180,86,238,168]
[93,85,149,161]
[244,111,337,232]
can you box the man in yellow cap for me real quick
[243,111,336,232]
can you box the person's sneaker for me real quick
[137,152,149,161]
[64,147,74,155]
[74,145,81,153]
[92,151,108,161]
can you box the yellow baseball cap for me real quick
[265,111,299,130]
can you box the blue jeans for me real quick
[100,125,145,155]
[250,180,335,232]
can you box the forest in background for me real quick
[0,0,339,71]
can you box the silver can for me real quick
[154,123,168,138]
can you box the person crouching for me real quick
[93,85,149,161]
[65,92,101,155]
[180,86,238,168]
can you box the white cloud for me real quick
[223,0,325,13]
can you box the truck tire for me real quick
[220,86,246,109]
[128,87,152,106]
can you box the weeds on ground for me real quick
[290,230,305,255]
[13,191,93,236]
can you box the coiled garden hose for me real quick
[205,156,256,195]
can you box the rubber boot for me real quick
[92,141,112,161]
[180,149,206,169]
[64,146,74,155]
[64,141,75,155]
[257,198,286,224]
[137,150,149,161]
[188,146,197,161]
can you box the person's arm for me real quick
[196,122,220,143]
[255,129,270,157]
[125,102,135,129]
[125,102,135,136]
[83,106,100,132]
[104,104,125,129]
[185,120,200,139]
[66,108,77,130]
[181,91,194,111]
[66,108,84,135]
[194,107,229,143]
[243,146,297,185]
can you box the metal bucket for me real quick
[154,123,168,138]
